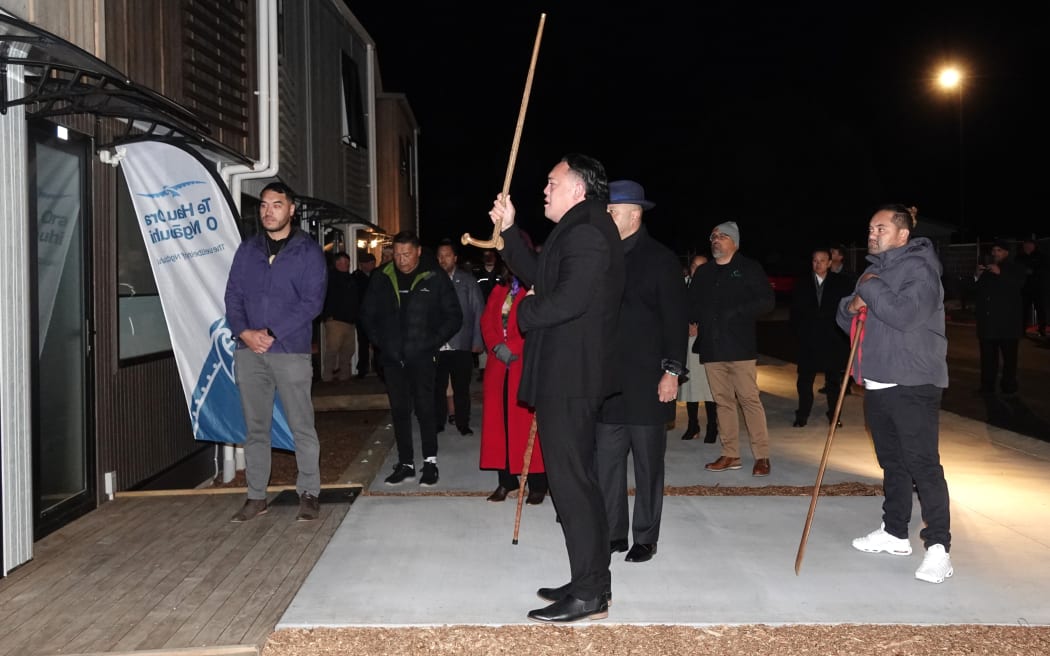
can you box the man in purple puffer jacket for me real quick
[225,182,327,523]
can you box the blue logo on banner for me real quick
[191,317,295,451]
[136,180,206,198]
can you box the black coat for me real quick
[599,226,688,425]
[975,258,1024,340]
[688,251,774,362]
[322,270,361,323]
[359,262,462,364]
[500,199,625,405]
[790,271,852,370]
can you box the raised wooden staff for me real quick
[461,12,547,251]
[794,307,867,574]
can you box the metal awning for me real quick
[0,13,249,163]
[295,195,381,231]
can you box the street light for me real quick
[936,65,965,230]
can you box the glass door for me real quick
[29,121,95,539]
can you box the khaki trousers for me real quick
[704,360,770,459]
[322,319,356,381]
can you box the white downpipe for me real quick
[218,0,280,482]
[366,43,378,226]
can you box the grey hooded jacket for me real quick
[836,237,949,388]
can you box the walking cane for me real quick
[512,417,538,545]
[794,307,867,574]
[462,13,547,251]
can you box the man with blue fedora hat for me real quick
[596,179,688,564]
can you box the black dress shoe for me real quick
[538,583,613,605]
[458,426,474,436]
[680,425,699,440]
[609,538,628,553]
[528,594,609,622]
[703,429,718,444]
[537,582,571,603]
[792,418,807,427]
[448,414,455,425]
[825,412,843,428]
[625,542,657,563]
[526,488,546,505]
[487,486,511,502]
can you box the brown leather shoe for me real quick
[705,456,742,472]
[296,492,320,521]
[752,458,771,477]
[231,498,268,522]
[487,485,511,502]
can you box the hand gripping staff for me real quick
[461,13,546,251]
[794,306,867,574]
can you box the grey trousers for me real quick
[595,422,667,545]
[234,349,320,499]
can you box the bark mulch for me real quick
[208,409,388,488]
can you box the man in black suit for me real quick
[790,247,853,427]
[488,153,625,623]
[595,180,687,565]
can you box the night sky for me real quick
[346,2,1044,272]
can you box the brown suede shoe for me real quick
[231,498,268,523]
[705,456,742,472]
[296,492,320,521]
[752,458,771,477]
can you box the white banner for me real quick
[119,141,295,450]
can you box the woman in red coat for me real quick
[479,275,547,503]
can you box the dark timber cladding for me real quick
[183,0,253,147]
[105,0,258,158]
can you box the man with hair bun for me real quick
[838,204,953,584]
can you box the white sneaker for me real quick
[915,544,953,583]
[852,522,913,555]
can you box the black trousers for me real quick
[434,350,474,430]
[1021,287,1046,332]
[384,358,438,465]
[864,384,951,551]
[534,396,610,600]
[796,364,842,419]
[356,324,372,375]
[978,338,1018,394]
[595,422,666,545]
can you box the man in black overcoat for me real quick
[974,240,1024,395]
[595,180,687,565]
[488,154,625,623]
[790,247,853,426]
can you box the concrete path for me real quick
[280,358,1050,627]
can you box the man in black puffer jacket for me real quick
[361,230,462,487]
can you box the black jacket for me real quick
[688,251,775,362]
[975,258,1024,340]
[790,270,852,370]
[600,226,688,425]
[322,269,361,323]
[500,198,625,404]
[360,261,462,364]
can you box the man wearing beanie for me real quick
[687,221,775,476]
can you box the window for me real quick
[341,52,367,149]
[117,168,173,361]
